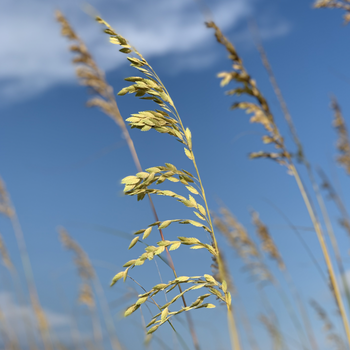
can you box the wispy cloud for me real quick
[0,0,289,104]
[0,292,71,344]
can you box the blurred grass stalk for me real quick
[0,233,38,350]
[250,21,350,321]
[59,227,123,350]
[206,19,350,346]
[214,207,310,349]
[0,177,52,350]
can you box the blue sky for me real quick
[1,0,350,349]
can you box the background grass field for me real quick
[1,1,350,349]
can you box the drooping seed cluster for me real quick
[206,21,291,170]
[251,211,285,271]
[55,11,124,128]
[93,16,233,335]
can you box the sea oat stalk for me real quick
[92,17,241,350]
[56,11,201,349]
[207,20,350,345]
[250,29,350,349]
[253,33,350,313]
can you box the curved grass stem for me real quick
[56,12,201,350]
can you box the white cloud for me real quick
[0,0,289,104]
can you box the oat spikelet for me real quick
[59,228,95,307]
[206,21,292,171]
[310,299,346,349]
[251,211,285,270]
[314,0,350,24]
[331,97,350,175]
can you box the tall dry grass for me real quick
[206,16,350,346]
[55,11,201,350]
[93,15,241,350]
[0,2,350,350]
